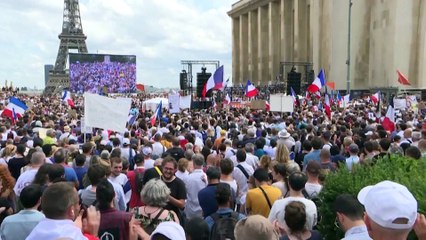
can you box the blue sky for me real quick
[0,0,232,89]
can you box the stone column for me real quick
[417,0,426,89]
[284,0,294,61]
[249,10,259,83]
[258,6,269,85]
[232,17,240,85]
[297,0,308,62]
[239,14,249,84]
[280,0,286,63]
[268,1,280,84]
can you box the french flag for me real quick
[245,80,258,97]
[62,90,75,108]
[337,91,342,105]
[290,87,297,103]
[220,78,229,91]
[224,93,231,104]
[150,101,162,126]
[343,94,351,104]
[382,105,395,132]
[370,91,380,104]
[202,65,224,97]
[307,69,326,93]
[2,97,28,122]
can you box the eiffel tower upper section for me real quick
[53,0,88,73]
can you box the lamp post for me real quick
[346,0,353,94]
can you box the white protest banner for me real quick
[84,93,131,133]
[80,118,92,134]
[270,94,294,112]
[179,95,192,109]
[168,94,180,114]
[393,98,407,110]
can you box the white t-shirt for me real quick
[268,196,318,230]
[272,181,288,197]
[144,159,155,169]
[14,168,38,197]
[152,142,165,157]
[304,183,323,198]
[108,173,128,187]
[220,179,238,197]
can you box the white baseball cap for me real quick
[142,146,152,156]
[357,180,417,230]
[150,221,185,240]
[122,138,130,146]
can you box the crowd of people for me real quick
[0,88,424,240]
[70,61,136,94]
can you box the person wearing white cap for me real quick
[357,180,418,240]
[150,221,186,240]
[142,146,155,169]
[120,138,136,168]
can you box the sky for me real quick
[0,0,233,89]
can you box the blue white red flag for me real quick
[202,65,224,97]
[245,80,258,97]
[307,69,326,93]
[150,101,162,126]
[290,87,297,103]
[2,97,28,122]
[62,90,75,108]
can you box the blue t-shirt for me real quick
[198,184,218,218]
[64,166,78,183]
[74,166,87,190]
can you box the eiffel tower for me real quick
[45,0,88,95]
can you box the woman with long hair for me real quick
[0,145,16,165]
[259,155,273,183]
[275,143,300,172]
[271,163,288,197]
[0,165,16,223]
[32,163,53,187]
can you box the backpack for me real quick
[135,169,145,193]
[210,212,239,240]
[302,189,322,224]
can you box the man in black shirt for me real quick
[161,157,186,224]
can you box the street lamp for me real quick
[346,0,353,94]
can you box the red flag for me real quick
[324,94,331,119]
[326,81,335,90]
[397,70,411,85]
[136,84,145,91]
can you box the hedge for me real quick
[317,156,426,240]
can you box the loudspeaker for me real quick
[196,69,212,98]
[287,71,302,95]
[180,72,188,90]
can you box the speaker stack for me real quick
[287,70,302,95]
[180,71,188,91]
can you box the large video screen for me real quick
[69,53,136,94]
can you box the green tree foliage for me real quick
[317,157,426,240]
